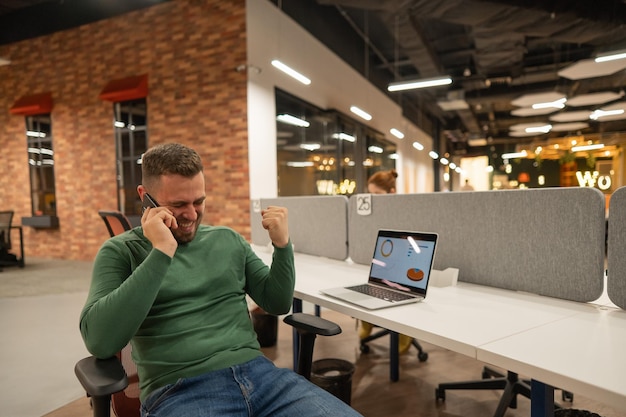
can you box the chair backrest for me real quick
[0,210,14,250]
[112,344,140,417]
[98,211,133,237]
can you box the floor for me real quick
[1,258,623,417]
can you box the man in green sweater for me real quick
[80,143,361,417]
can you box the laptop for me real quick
[321,229,438,310]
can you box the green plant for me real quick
[559,150,576,165]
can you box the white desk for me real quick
[253,246,626,416]
[478,304,626,414]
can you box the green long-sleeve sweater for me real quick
[79,225,295,402]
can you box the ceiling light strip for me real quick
[571,144,605,152]
[502,150,527,159]
[276,114,310,127]
[331,133,356,142]
[271,60,311,85]
[532,98,566,109]
[595,51,626,63]
[525,125,552,133]
[590,109,624,120]
[390,128,404,139]
[387,76,452,92]
[350,106,372,121]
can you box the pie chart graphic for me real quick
[406,268,424,281]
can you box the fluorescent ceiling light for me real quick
[114,121,125,128]
[524,124,552,133]
[331,132,355,142]
[532,98,566,109]
[502,150,527,159]
[571,143,605,152]
[388,76,452,92]
[412,141,424,150]
[350,106,372,121]
[468,138,488,147]
[368,145,383,153]
[299,143,321,151]
[271,60,311,85]
[440,157,449,165]
[286,161,314,167]
[389,153,399,159]
[590,109,625,120]
[390,128,404,139]
[428,151,439,159]
[449,162,457,170]
[276,114,310,128]
[595,51,626,63]
[26,131,46,138]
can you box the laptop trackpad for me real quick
[323,288,373,302]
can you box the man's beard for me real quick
[172,213,202,244]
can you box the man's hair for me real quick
[141,143,203,190]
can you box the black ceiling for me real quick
[0,0,167,46]
[276,0,626,156]
[3,0,626,157]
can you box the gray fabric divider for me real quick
[349,188,605,302]
[607,186,626,309]
[250,196,349,261]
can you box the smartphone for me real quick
[142,193,159,212]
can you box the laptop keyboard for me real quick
[347,284,415,302]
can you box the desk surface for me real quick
[478,304,626,413]
[252,246,626,414]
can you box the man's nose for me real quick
[179,204,198,220]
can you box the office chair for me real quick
[0,210,25,270]
[98,211,133,237]
[435,365,573,417]
[360,326,428,362]
[75,312,343,417]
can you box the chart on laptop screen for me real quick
[370,235,435,291]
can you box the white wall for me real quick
[246,0,434,198]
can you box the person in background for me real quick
[461,178,475,191]
[360,169,413,354]
[80,143,362,417]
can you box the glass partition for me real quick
[276,89,395,196]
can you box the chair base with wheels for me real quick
[75,313,343,417]
[435,366,573,417]
[360,327,428,362]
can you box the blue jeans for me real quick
[140,356,363,417]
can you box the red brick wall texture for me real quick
[0,0,250,261]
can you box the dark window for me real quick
[113,99,147,215]
[25,114,56,216]
[276,89,395,196]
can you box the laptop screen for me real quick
[368,230,438,296]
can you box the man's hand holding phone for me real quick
[141,193,178,258]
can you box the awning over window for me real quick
[99,74,148,102]
[10,92,53,115]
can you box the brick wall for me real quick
[0,0,250,261]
